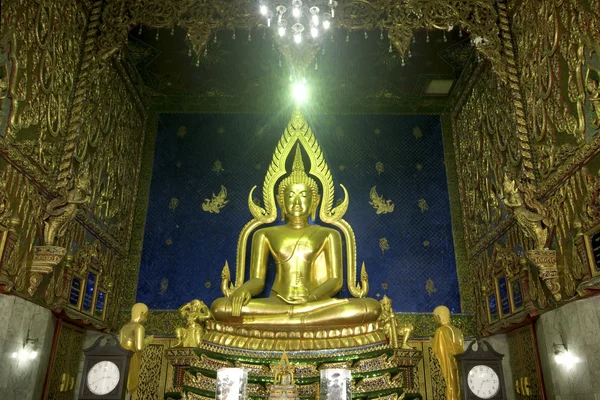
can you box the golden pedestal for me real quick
[203,320,386,351]
[181,326,423,400]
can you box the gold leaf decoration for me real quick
[202,185,229,214]
[375,162,385,176]
[415,163,423,170]
[370,186,395,214]
[160,278,169,294]
[212,160,225,175]
[379,237,390,256]
[169,198,179,212]
[381,283,388,290]
[425,279,437,296]
[374,128,381,135]
[423,240,430,247]
[165,238,173,245]
[413,127,422,139]
[418,198,429,213]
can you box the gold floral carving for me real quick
[370,186,395,214]
[201,185,229,214]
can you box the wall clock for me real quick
[456,340,506,400]
[78,335,133,400]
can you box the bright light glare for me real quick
[278,27,286,37]
[260,5,268,15]
[311,27,318,38]
[312,15,319,25]
[292,7,300,18]
[555,351,580,370]
[323,20,330,29]
[11,348,37,361]
[292,81,308,103]
[294,33,302,43]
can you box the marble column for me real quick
[535,295,600,400]
[0,293,56,400]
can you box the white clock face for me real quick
[467,365,500,399]
[86,360,120,395]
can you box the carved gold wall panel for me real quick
[133,341,171,400]
[43,322,85,400]
[512,0,600,181]
[1,0,86,174]
[0,0,147,330]
[450,0,600,333]
[452,65,515,250]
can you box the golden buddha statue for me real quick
[431,305,464,400]
[119,303,154,396]
[211,146,381,326]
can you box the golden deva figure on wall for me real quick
[502,174,561,301]
[431,305,464,400]
[502,175,551,251]
[119,303,154,396]
[43,165,91,245]
[174,299,212,347]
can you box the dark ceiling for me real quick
[126,26,474,114]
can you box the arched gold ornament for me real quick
[222,108,369,298]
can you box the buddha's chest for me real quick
[271,230,322,264]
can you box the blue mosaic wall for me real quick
[137,112,460,313]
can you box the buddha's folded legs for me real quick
[210,296,380,326]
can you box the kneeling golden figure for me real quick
[211,148,380,326]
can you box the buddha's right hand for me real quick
[230,287,252,317]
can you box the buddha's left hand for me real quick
[230,287,252,316]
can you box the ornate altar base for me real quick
[203,320,386,351]
[180,341,423,400]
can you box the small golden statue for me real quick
[379,296,413,349]
[502,175,551,250]
[43,166,91,245]
[119,303,154,396]
[431,305,464,400]
[270,351,298,400]
[211,145,380,326]
[174,299,212,347]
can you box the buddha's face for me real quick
[283,182,313,219]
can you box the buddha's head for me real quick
[277,146,320,221]
[131,302,149,323]
[433,305,451,326]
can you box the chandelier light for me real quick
[259,0,337,44]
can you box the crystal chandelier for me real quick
[259,0,338,44]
